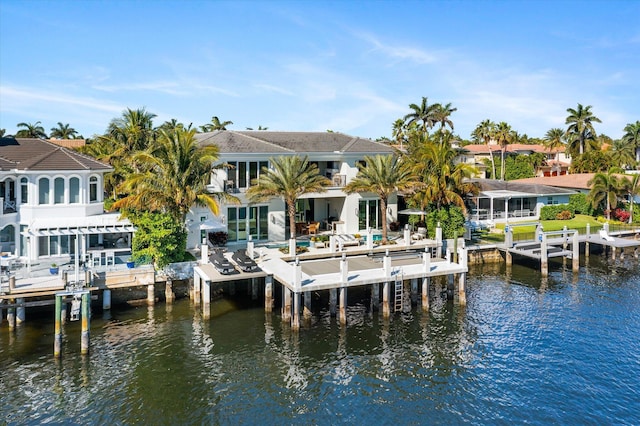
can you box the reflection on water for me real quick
[1,255,639,424]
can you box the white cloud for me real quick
[352,31,439,64]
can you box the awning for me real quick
[22,224,136,237]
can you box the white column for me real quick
[103,289,111,310]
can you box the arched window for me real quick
[54,177,64,204]
[89,176,98,203]
[20,177,28,204]
[69,177,80,204]
[39,178,50,204]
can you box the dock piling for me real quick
[54,296,62,357]
[80,292,90,355]
[265,275,273,312]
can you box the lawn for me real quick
[495,214,602,235]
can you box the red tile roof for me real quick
[0,138,111,171]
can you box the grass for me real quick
[495,214,603,235]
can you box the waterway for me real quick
[1,254,639,425]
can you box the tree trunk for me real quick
[380,197,388,244]
[288,199,297,240]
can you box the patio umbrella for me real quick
[398,208,427,215]
[199,220,226,231]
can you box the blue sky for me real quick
[1,0,638,141]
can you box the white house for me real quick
[0,138,134,267]
[187,131,397,248]
[467,179,579,226]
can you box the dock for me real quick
[193,236,469,330]
[500,223,640,276]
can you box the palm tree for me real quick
[112,128,229,224]
[404,97,437,133]
[158,119,192,132]
[494,122,513,180]
[588,168,626,220]
[472,119,497,179]
[201,116,233,132]
[432,102,457,132]
[246,156,331,241]
[103,107,157,154]
[0,129,6,137]
[16,121,47,138]
[543,128,566,176]
[409,133,478,213]
[621,121,640,164]
[391,118,408,150]
[608,138,637,170]
[344,154,420,244]
[49,122,79,139]
[624,173,640,224]
[565,103,601,156]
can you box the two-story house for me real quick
[457,143,571,178]
[187,131,396,248]
[0,138,134,267]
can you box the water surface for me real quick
[1,255,639,425]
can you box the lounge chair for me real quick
[337,234,360,247]
[231,249,260,272]
[209,249,237,274]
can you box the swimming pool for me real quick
[262,241,311,249]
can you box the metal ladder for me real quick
[394,275,403,312]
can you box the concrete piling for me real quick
[265,275,273,313]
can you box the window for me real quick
[238,162,247,188]
[54,177,64,204]
[39,178,50,204]
[70,177,80,203]
[89,176,98,202]
[227,206,269,241]
[20,178,28,204]
[358,199,379,230]
[228,161,269,190]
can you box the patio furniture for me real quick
[412,227,427,240]
[336,234,360,247]
[307,222,320,235]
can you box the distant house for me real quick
[188,131,396,248]
[458,143,570,178]
[467,179,578,226]
[48,139,86,149]
[512,174,597,194]
[0,137,134,264]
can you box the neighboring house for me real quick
[458,143,570,178]
[515,173,640,205]
[189,131,396,248]
[467,179,578,226]
[0,137,134,265]
[512,174,597,195]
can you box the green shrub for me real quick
[569,193,594,216]
[426,205,465,239]
[540,204,574,220]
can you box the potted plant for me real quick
[50,263,59,275]
[126,258,135,268]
